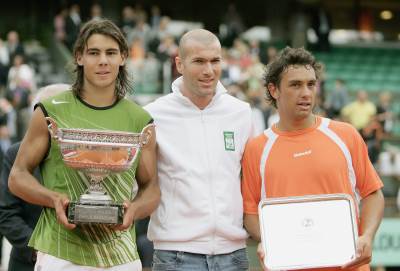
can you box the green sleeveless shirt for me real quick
[29,91,152,267]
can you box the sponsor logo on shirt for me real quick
[223,131,235,151]
[51,99,69,105]
[293,149,312,158]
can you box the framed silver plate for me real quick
[258,194,358,270]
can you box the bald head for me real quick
[178,29,221,59]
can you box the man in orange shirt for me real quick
[241,47,384,271]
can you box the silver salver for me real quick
[258,194,358,270]
[47,117,154,225]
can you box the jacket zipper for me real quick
[201,110,217,254]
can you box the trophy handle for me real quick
[46,117,58,139]
[140,123,155,146]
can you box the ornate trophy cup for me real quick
[46,117,154,225]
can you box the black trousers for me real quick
[8,256,35,271]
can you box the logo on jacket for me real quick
[223,131,235,151]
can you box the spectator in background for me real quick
[155,34,179,87]
[248,40,260,58]
[0,84,69,271]
[266,46,278,63]
[356,91,393,164]
[53,7,68,44]
[0,98,14,153]
[127,14,151,52]
[127,51,161,94]
[133,3,147,23]
[221,3,245,47]
[221,49,242,85]
[314,62,327,116]
[226,83,247,101]
[360,114,383,164]
[148,16,172,53]
[341,90,376,131]
[0,99,8,151]
[376,91,394,135]
[311,3,332,51]
[289,1,309,49]
[0,142,40,271]
[246,88,266,136]
[6,31,24,64]
[120,6,137,37]
[260,45,278,65]
[156,35,178,62]
[0,39,10,89]
[150,5,161,30]
[65,4,81,51]
[90,3,102,20]
[6,54,35,142]
[129,37,146,62]
[7,54,35,92]
[231,39,252,70]
[325,78,349,119]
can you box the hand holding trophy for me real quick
[47,117,154,225]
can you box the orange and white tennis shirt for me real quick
[242,116,383,223]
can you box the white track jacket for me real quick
[144,77,254,255]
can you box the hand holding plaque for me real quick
[47,117,154,225]
[258,194,358,270]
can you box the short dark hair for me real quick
[71,18,131,99]
[264,47,322,108]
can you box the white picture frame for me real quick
[258,194,358,270]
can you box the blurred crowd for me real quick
[0,2,400,269]
[0,3,399,197]
[0,1,399,208]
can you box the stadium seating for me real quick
[314,46,400,94]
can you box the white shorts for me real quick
[34,252,142,271]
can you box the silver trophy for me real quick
[46,117,154,225]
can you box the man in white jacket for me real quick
[144,29,253,270]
